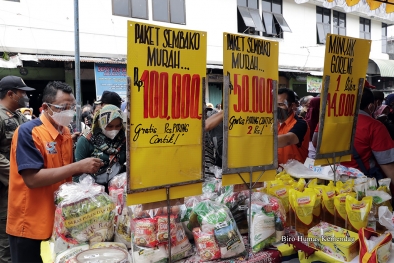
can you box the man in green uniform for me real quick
[0,76,34,263]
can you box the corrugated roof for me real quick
[370,58,394,77]
[35,55,126,64]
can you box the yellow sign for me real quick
[127,21,207,204]
[317,34,371,159]
[223,32,278,169]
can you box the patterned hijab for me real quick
[87,105,125,155]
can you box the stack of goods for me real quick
[50,176,116,261]
[129,204,193,263]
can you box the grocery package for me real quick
[378,206,394,235]
[345,195,373,232]
[308,222,359,262]
[217,186,248,234]
[283,159,332,180]
[334,193,356,229]
[54,244,89,263]
[378,178,393,212]
[114,207,131,248]
[268,184,291,227]
[359,227,392,263]
[75,247,130,263]
[190,200,246,260]
[289,188,316,235]
[321,184,336,225]
[246,193,277,253]
[366,190,391,205]
[108,172,127,215]
[181,196,201,240]
[52,176,116,253]
[130,204,193,262]
[192,227,221,261]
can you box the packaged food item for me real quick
[321,185,336,225]
[52,176,115,248]
[248,202,275,253]
[289,188,316,235]
[133,218,158,248]
[192,200,246,259]
[345,195,373,232]
[359,227,392,263]
[131,245,168,263]
[312,188,322,226]
[156,215,176,244]
[308,222,359,262]
[167,223,193,261]
[108,172,127,215]
[293,178,306,192]
[114,207,131,248]
[367,178,378,190]
[90,242,127,250]
[334,193,356,229]
[54,244,89,263]
[268,184,291,227]
[192,227,221,261]
[354,182,367,200]
[75,247,130,263]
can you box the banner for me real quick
[127,21,206,204]
[307,76,322,93]
[316,34,371,160]
[222,32,278,175]
[94,63,127,100]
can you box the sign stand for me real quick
[126,77,207,263]
[222,76,278,259]
[315,75,364,183]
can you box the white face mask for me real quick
[24,114,32,120]
[102,129,120,140]
[51,109,75,127]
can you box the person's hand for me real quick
[76,158,104,174]
[71,132,81,142]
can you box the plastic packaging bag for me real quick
[191,200,246,259]
[247,193,276,253]
[108,172,127,215]
[114,207,131,248]
[52,176,116,248]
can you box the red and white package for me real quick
[133,218,158,248]
[192,227,221,261]
[157,215,177,244]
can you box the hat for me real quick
[0,76,35,91]
[19,108,32,114]
[100,91,122,108]
[386,94,394,106]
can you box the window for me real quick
[316,6,331,44]
[382,23,388,53]
[262,0,291,38]
[360,17,371,40]
[112,0,148,19]
[333,11,346,36]
[152,0,186,24]
[237,0,262,34]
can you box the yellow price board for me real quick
[316,34,371,163]
[126,21,207,205]
[222,32,278,182]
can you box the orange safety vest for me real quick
[278,114,310,165]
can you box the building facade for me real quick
[0,0,392,109]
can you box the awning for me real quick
[369,58,394,77]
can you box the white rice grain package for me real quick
[52,176,116,248]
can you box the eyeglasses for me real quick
[47,103,76,112]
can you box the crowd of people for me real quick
[1,74,394,262]
[0,76,127,263]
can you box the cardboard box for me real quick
[307,222,359,262]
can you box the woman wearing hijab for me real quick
[74,105,126,190]
[305,97,320,159]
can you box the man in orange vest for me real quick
[277,88,310,165]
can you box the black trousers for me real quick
[8,235,42,263]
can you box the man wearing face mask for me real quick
[6,81,104,262]
[0,75,34,263]
[342,88,394,182]
[277,88,310,165]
